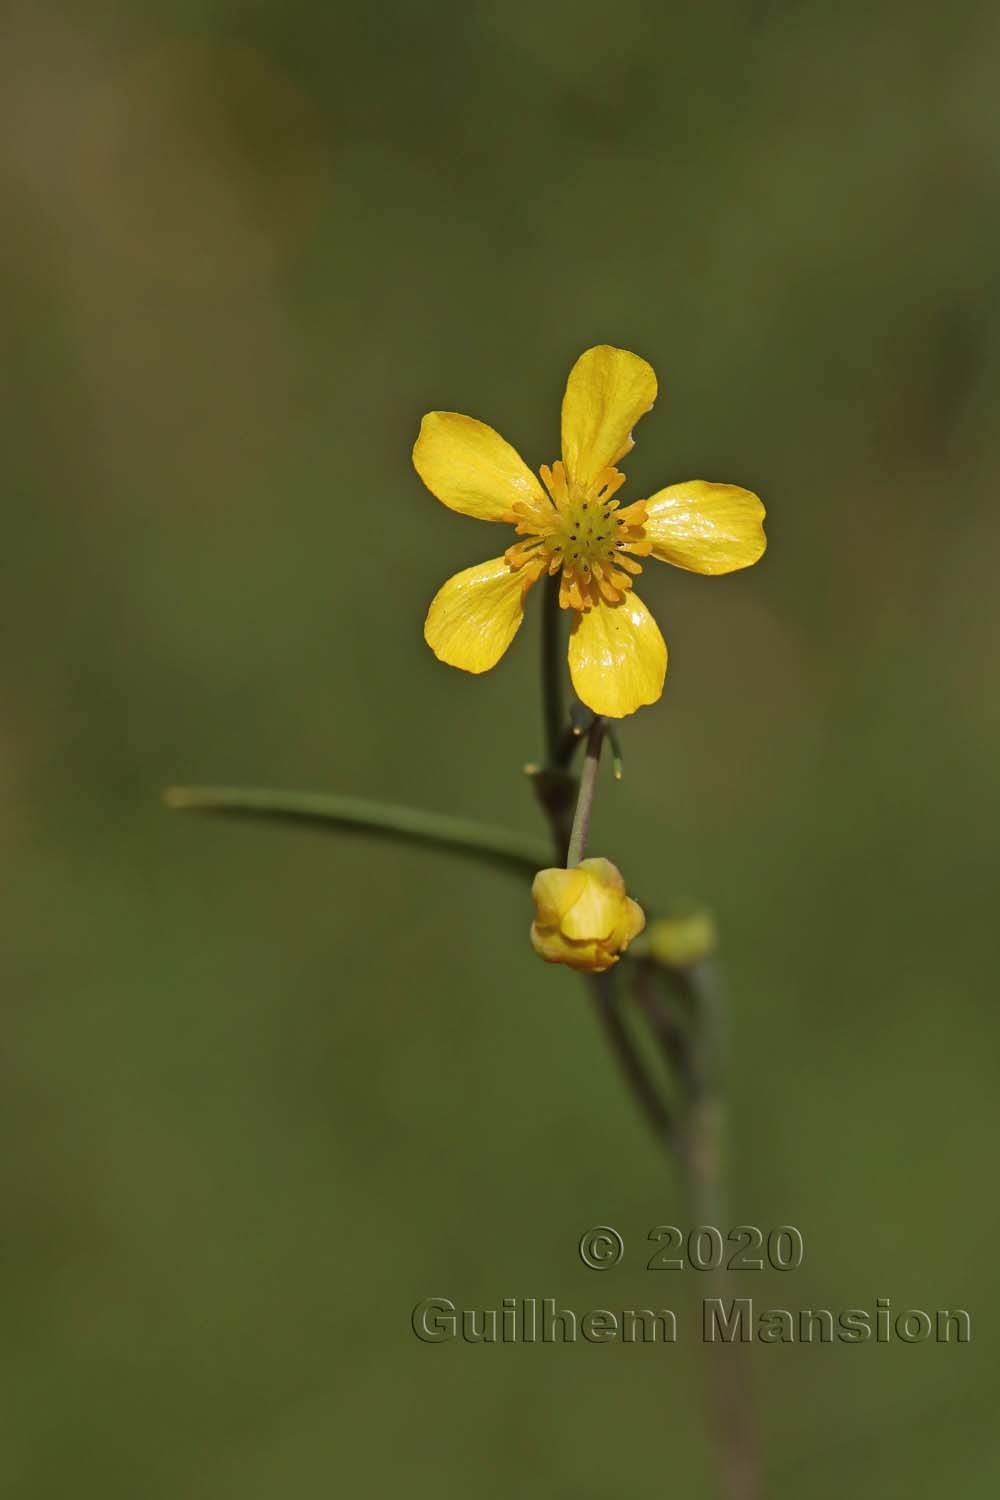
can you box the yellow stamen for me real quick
[503,461,652,611]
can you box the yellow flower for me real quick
[530,858,645,973]
[414,345,766,718]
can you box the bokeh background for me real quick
[2,1,997,1494]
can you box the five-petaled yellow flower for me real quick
[530,858,645,973]
[413,345,766,718]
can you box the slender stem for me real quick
[541,573,563,766]
[676,959,758,1500]
[633,959,692,1091]
[532,561,754,1497]
[590,970,675,1149]
[636,959,757,1500]
[164,786,549,878]
[532,574,579,861]
[534,603,677,1173]
[565,717,605,866]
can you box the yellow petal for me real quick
[616,898,647,949]
[530,921,612,971]
[424,555,531,674]
[560,346,657,492]
[568,593,667,718]
[531,866,586,926]
[643,481,766,574]
[413,412,548,522]
[560,865,621,942]
[576,857,627,895]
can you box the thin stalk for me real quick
[590,970,675,1150]
[532,575,578,861]
[531,583,755,1497]
[533,608,675,1161]
[164,786,549,879]
[565,717,605,866]
[675,959,758,1500]
[633,959,692,1092]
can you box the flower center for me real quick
[503,460,652,611]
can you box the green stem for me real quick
[532,561,753,1498]
[635,957,757,1500]
[534,593,677,1183]
[565,717,605,866]
[164,786,549,878]
[679,961,757,1500]
[531,574,578,861]
[590,969,676,1149]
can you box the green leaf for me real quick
[164,785,549,879]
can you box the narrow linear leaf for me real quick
[164,785,549,879]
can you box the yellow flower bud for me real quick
[646,909,718,967]
[530,857,645,974]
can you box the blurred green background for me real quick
[2,0,997,1494]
